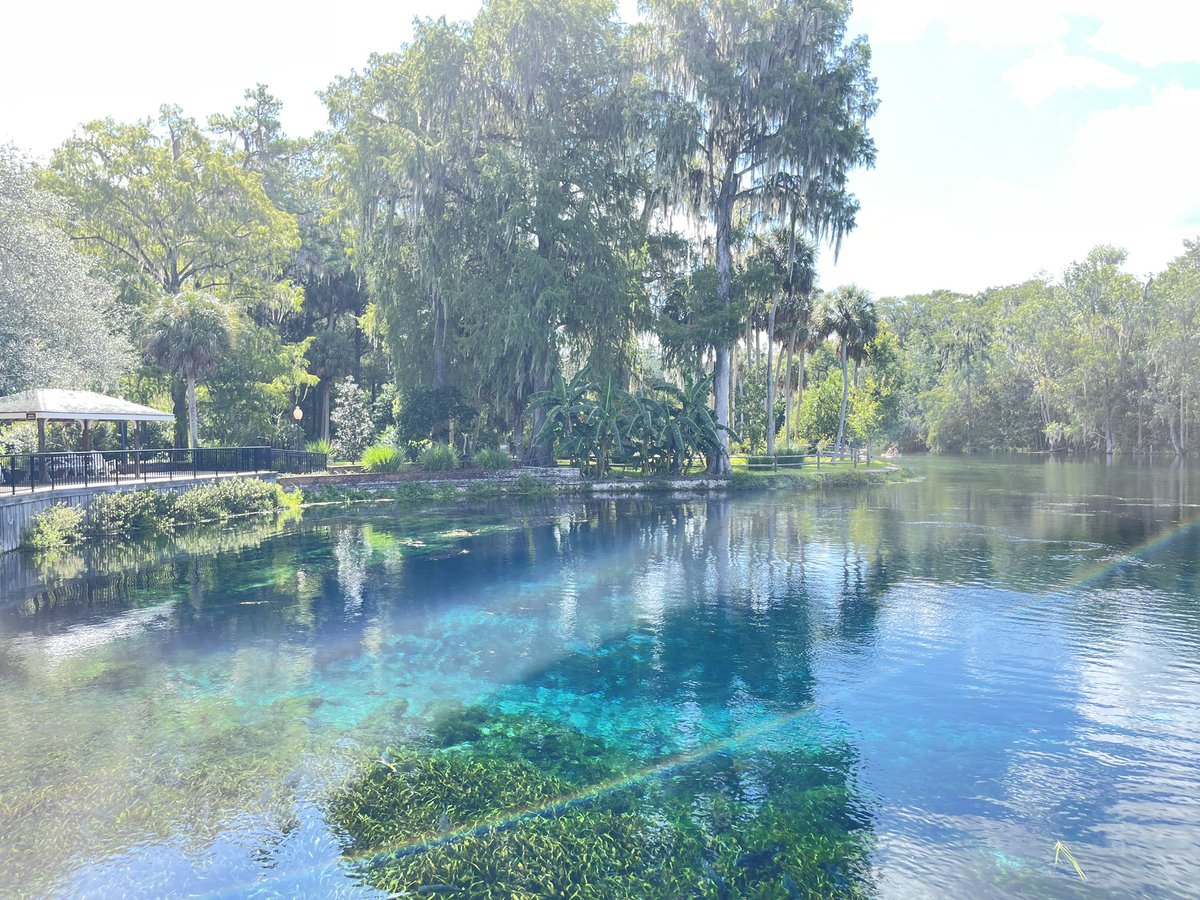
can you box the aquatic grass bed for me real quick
[329,707,873,898]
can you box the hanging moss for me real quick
[328,707,874,898]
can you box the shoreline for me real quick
[8,465,913,559]
[280,463,912,503]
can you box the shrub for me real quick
[85,489,174,536]
[25,503,85,549]
[418,443,460,471]
[172,478,285,524]
[473,447,512,471]
[361,444,405,473]
[306,438,334,458]
[512,473,552,496]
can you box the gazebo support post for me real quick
[37,418,46,484]
[82,420,92,452]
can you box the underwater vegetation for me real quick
[329,707,874,898]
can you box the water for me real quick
[1,456,1197,897]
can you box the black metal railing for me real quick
[0,447,326,495]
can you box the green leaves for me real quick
[530,371,728,476]
[45,106,298,299]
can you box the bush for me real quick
[512,473,552,496]
[25,503,85,549]
[473,447,512,471]
[418,443,460,471]
[86,489,174,536]
[361,444,405,473]
[306,438,334,458]
[330,376,376,461]
[171,478,286,524]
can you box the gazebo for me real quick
[0,389,174,453]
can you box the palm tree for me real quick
[146,290,234,448]
[767,229,817,452]
[645,0,877,474]
[814,286,878,455]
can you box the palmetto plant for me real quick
[146,289,234,449]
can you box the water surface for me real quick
[1,456,1197,897]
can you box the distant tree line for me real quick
[1,0,1196,461]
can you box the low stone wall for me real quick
[278,466,583,492]
[586,476,731,497]
[0,472,278,554]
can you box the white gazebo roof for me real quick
[0,389,174,423]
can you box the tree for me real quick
[145,290,234,448]
[328,0,647,462]
[1149,240,1200,455]
[330,376,375,461]
[815,286,877,453]
[45,105,300,445]
[45,106,298,300]
[0,145,131,393]
[644,0,877,472]
[744,228,817,453]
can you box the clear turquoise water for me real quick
[0,457,1198,897]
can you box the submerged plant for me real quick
[328,707,874,898]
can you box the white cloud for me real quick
[1087,2,1200,66]
[1003,46,1137,105]
[821,84,1200,296]
[855,0,1200,67]
[851,0,1078,48]
[0,0,484,157]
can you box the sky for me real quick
[2,0,1198,298]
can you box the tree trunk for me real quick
[834,343,849,454]
[523,350,556,467]
[321,381,331,443]
[171,378,188,448]
[433,291,448,387]
[709,178,735,475]
[766,303,777,455]
[783,334,796,449]
[187,372,199,450]
[795,342,808,445]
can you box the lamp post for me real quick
[292,405,303,453]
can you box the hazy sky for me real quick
[3,0,1198,298]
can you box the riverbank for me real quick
[281,463,912,504]
[10,464,912,555]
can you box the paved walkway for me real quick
[2,469,276,501]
